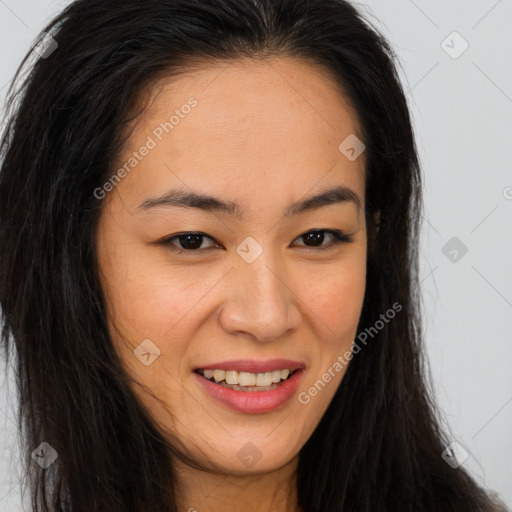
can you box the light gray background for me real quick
[1,0,511,510]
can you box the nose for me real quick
[218,252,301,342]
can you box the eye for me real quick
[157,229,354,254]
[159,232,219,253]
[291,229,354,251]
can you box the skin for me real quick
[96,56,368,512]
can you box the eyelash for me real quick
[157,229,354,254]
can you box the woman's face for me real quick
[96,57,367,476]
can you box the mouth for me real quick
[193,366,305,414]
[193,368,299,392]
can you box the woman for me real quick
[0,0,507,510]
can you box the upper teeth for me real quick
[202,369,292,386]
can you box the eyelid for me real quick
[157,229,354,254]
[291,229,354,250]
[157,231,219,252]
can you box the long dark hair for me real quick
[0,0,502,510]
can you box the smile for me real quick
[193,368,305,414]
[195,368,297,390]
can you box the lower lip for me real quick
[194,369,304,414]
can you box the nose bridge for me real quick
[219,236,299,341]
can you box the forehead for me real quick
[112,56,366,212]
[140,56,363,141]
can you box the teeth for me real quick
[213,370,225,383]
[256,372,272,386]
[239,372,256,386]
[201,368,296,386]
[271,370,282,383]
[225,370,238,385]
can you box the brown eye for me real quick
[158,229,353,255]
[159,232,219,253]
[293,229,354,250]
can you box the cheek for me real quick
[107,270,204,340]
[102,250,225,364]
[304,261,366,340]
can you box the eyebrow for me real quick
[138,185,362,217]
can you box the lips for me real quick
[193,367,305,414]
[193,359,305,374]
[192,359,305,413]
